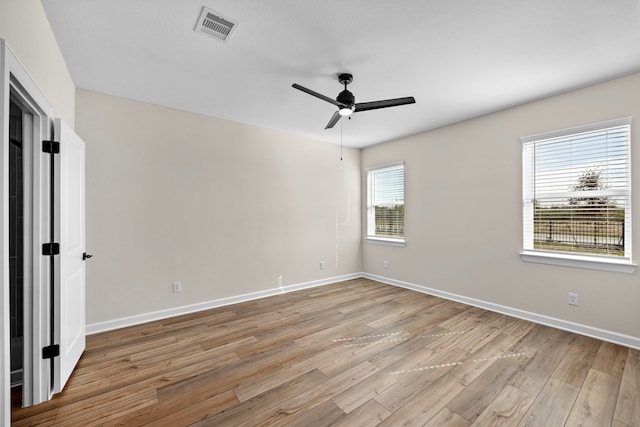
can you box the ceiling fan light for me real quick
[339,106,354,116]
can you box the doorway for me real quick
[5,82,50,411]
[3,40,87,424]
[3,59,52,412]
[9,99,25,392]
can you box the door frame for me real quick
[1,39,55,423]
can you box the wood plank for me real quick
[437,306,492,331]
[551,334,601,387]
[489,316,534,340]
[237,361,379,426]
[52,385,157,426]
[376,373,466,426]
[155,354,279,402]
[423,407,471,427]
[279,399,345,427]
[446,356,524,423]
[470,385,534,426]
[612,420,633,427]
[508,330,574,395]
[189,370,328,426]
[367,326,445,369]
[450,333,522,386]
[509,324,563,355]
[234,362,317,402]
[374,346,469,413]
[591,341,627,377]
[293,320,373,348]
[104,389,237,427]
[365,300,433,330]
[314,332,417,377]
[518,378,579,427]
[565,369,620,426]
[233,325,325,360]
[11,410,59,427]
[330,399,391,427]
[613,348,640,426]
[426,323,496,354]
[331,342,437,414]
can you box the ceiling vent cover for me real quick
[195,7,238,42]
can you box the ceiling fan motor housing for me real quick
[337,89,355,106]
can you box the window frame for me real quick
[366,161,406,246]
[520,117,636,273]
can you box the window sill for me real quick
[366,237,406,247]
[520,250,637,274]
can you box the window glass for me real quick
[367,162,404,242]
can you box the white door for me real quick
[52,118,86,393]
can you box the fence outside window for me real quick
[533,218,624,256]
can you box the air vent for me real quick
[195,7,238,42]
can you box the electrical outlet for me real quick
[173,281,182,293]
[320,261,325,269]
[568,292,579,306]
[383,260,389,269]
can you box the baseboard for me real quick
[87,271,640,350]
[363,273,640,350]
[86,273,363,335]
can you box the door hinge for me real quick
[42,243,60,256]
[42,344,60,359]
[42,140,60,154]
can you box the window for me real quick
[367,161,405,244]
[521,117,633,271]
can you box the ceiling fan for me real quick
[292,73,416,129]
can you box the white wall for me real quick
[0,0,75,127]
[75,90,362,326]
[362,72,640,343]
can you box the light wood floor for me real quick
[11,278,640,426]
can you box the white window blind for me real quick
[522,118,631,260]
[367,162,405,241]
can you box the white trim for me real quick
[0,39,10,427]
[520,116,632,143]
[520,250,637,273]
[365,237,406,247]
[363,273,640,350]
[365,160,404,172]
[86,273,362,335]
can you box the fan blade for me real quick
[325,111,342,129]
[292,83,341,107]
[355,96,416,112]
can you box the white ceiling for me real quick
[41,0,640,148]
